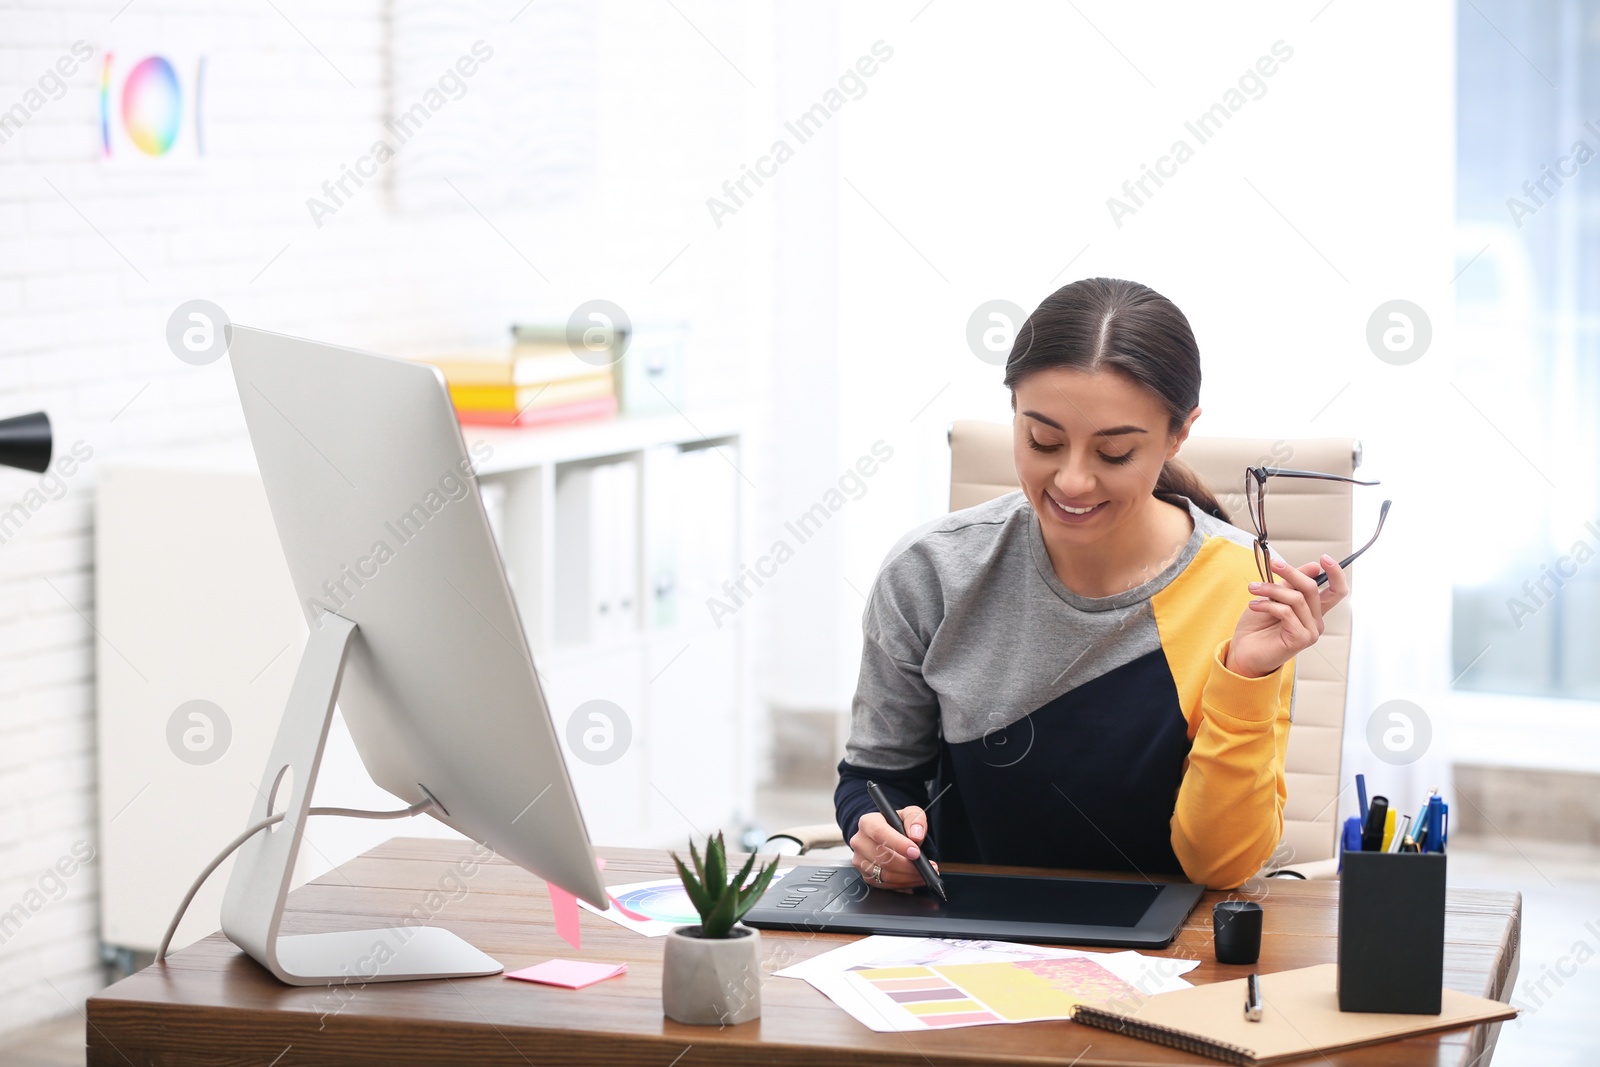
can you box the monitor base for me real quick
[219,613,504,985]
[272,927,502,986]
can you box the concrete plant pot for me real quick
[662,923,761,1026]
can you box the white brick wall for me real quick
[0,0,778,1037]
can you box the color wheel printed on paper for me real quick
[609,884,701,925]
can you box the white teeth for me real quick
[1053,499,1099,515]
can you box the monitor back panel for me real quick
[228,325,606,907]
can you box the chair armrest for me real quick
[763,824,845,856]
[1265,856,1341,880]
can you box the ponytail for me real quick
[1153,458,1230,524]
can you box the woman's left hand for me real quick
[1225,554,1348,679]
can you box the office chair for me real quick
[766,421,1364,880]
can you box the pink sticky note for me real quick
[505,959,628,989]
[547,881,581,949]
[546,856,607,950]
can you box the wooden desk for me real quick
[88,838,1520,1066]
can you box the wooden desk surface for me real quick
[88,838,1521,1066]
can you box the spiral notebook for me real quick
[1072,964,1516,1066]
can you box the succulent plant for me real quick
[671,831,780,939]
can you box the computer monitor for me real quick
[220,325,607,986]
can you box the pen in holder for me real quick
[1337,850,1447,1013]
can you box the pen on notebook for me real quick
[1245,973,1263,1022]
[865,781,948,901]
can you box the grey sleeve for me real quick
[842,558,943,772]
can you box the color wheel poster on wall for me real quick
[577,873,790,936]
[99,43,206,165]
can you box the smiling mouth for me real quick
[1047,495,1107,519]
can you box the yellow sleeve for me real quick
[1150,536,1295,889]
[1169,638,1293,889]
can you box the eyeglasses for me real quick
[1244,466,1392,586]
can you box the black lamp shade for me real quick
[0,412,52,474]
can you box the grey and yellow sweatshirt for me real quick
[834,491,1296,889]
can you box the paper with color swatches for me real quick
[776,934,1198,1032]
[505,959,628,989]
[848,956,1142,1029]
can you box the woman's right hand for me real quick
[849,805,938,892]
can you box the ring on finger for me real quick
[870,863,882,884]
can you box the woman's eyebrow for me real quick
[1020,410,1147,437]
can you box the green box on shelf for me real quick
[616,322,688,415]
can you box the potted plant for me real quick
[662,832,780,1026]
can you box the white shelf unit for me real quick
[94,410,751,954]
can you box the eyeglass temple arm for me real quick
[1252,466,1381,486]
[1314,499,1392,587]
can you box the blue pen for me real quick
[1340,815,1363,870]
[1425,797,1447,853]
[1356,774,1369,826]
[1412,788,1437,850]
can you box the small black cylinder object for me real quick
[0,411,52,474]
[1213,900,1263,965]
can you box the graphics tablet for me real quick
[741,865,1205,949]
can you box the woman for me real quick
[834,277,1347,890]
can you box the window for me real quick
[1451,0,1600,699]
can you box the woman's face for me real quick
[1011,366,1195,548]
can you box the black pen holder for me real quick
[1337,851,1446,1014]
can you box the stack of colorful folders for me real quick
[426,340,617,428]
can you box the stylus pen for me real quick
[865,781,948,901]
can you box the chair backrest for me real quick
[948,420,1361,867]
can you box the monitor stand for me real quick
[219,612,503,986]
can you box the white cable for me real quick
[154,800,434,964]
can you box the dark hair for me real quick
[1002,277,1229,522]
